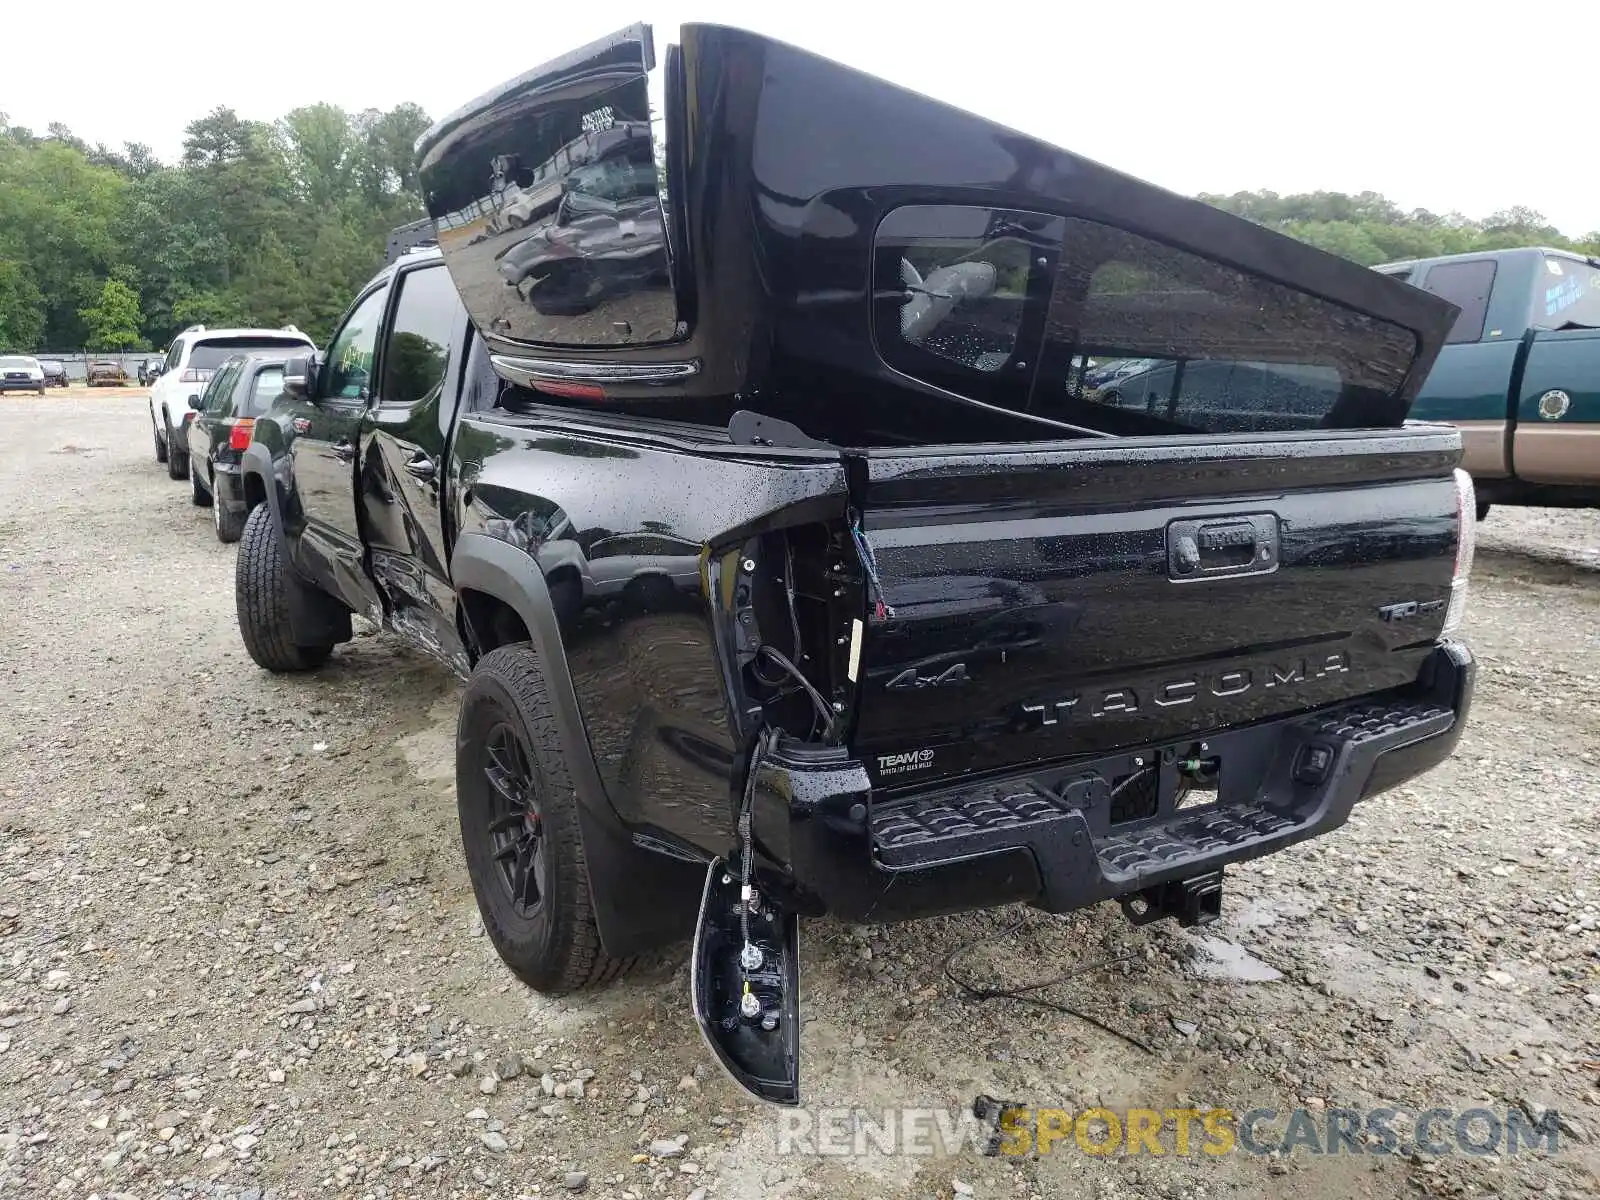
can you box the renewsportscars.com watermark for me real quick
[776,1102,1574,1159]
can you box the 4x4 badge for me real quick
[886,662,971,691]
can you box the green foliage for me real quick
[0,260,46,349]
[4,99,1597,354]
[0,100,431,351]
[1199,190,1600,264]
[79,278,145,349]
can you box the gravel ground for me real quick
[1,394,1596,1200]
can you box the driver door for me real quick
[291,284,388,619]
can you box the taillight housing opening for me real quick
[1442,468,1476,636]
[228,418,255,451]
[179,368,214,384]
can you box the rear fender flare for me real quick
[450,531,702,958]
[240,443,291,558]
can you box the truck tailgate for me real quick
[849,428,1462,787]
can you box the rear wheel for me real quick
[235,504,333,672]
[213,485,244,544]
[457,645,632,994]
[190,461,212,507]
[165,416,187,480]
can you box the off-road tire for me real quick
[457,644,633,994]
[165,416,187,480]
[152,418,168,463]
[190,461,212,507]
[235,504,333,672]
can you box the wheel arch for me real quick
[451,532,702,958]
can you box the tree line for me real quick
[0,103,430,352]
[2,104,1597,353]
[1198,189,1599,267]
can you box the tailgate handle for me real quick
[1168,514,1280,582]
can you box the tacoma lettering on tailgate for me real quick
[1020,652,1351,727]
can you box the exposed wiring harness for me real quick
[758,644,835,741]
[736,727,781,991]
[781,538,805,661]
[848,510,895,620]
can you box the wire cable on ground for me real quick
[941,915,1155,1054]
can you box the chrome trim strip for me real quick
[490,354,701,389]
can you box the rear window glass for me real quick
[874,208,1420,437]
[1039,219,1418,434]
[1417,259,1495,344]
[247,367,284,416]
[190,337,309,372]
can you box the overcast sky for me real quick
[7,1,1597,235]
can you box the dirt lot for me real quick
[1,393,1596,1200]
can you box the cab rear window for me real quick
[873,206,1420,437]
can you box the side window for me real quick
[1418,260,1495,344]
[873,204,1060,410]
[321,287,389,402]
[199,362,237,413]
[164,339,185,375]
[379,266,461,408]
[247,366,285,416]
[460,333,505,414]
[1534,258,1600,330]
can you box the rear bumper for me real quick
[752,641,1474,924]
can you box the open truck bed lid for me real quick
[416,23,1459,442]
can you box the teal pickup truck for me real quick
[1374,247,1600,517]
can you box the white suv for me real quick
[150,324,314,478]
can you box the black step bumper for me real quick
[750,641,1473,923]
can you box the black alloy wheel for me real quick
[456,644,632,993]
[482,720,547,917]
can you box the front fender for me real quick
[450,531,702,958]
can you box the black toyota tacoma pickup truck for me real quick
[234,22,1476,1105]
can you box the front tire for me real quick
[457,645,632,994]
[235,504,333,672]
[165,416,187,480]
[152,416,168,463]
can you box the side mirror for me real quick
[283,353,320,401]
[187,394,202,410]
